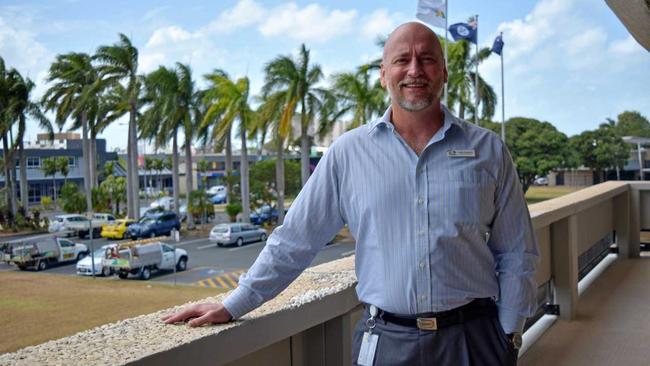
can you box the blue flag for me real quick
[448,22,477,44]
[491,34,504,55]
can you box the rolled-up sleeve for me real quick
[488,142,540,334]
[223,146,346,319]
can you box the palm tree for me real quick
[41,52,97,212]
[56,156,70,184]
[0,58,18,216]
[140,64,197,225]
[41,157,59,206]
[255,91,289,223]
[7,73,54,208]
[331,65,387,130]
[444,38,496,121]
[201,69,254,222]
[262,44,324,186]
[94,33,142,219]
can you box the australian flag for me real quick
[491,34,504,55]
[448,22,477,44]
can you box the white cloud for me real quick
[203,0,265,34]
[0,16,49,73]
[609,35,645,55]
[360,9,401,40]
[145,26,194,48]
[259,3,357,42]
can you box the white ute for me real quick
[103,239,188,280]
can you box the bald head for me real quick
[382,22,444,65]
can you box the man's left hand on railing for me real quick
[161,303,232,327]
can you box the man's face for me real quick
[380,24,447,113]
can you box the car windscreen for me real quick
[139,218,156,224]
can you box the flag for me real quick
[416,0,447,29]
[448,22,477,44]
[491,34,504,55]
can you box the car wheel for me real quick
[176,257,187,271]
[17,265,26,271]
[236,237,244,247]
[260,233,267,242]
[101,266,111,277]
[76,253,87,262]
[118,272,128,279]
[140,267,151,280]
[37,260,47,271]
[217,243,223,247]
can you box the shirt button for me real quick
[417,197,424,205]
[419,261,425,269]
[420,295,427,300]
[417,230,425,236]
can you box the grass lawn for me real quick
[525,185,583,204]
[0,272,222,354]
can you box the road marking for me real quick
[197,243,217,250]
[192,269,245,289]
[341,250,355,257]
[228,242,265,252]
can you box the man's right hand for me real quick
[161,303,233,327]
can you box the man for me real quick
[163,22,538,366]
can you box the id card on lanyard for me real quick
[357,305,379,366]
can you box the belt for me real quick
[373,298,497,331]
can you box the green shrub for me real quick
[41,196,52,210]
[225,203,242,223]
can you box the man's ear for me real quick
[379,63,387,89]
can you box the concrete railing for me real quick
[1,181,649,366]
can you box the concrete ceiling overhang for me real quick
[606,0,650,51]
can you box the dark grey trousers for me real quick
[352,306,518,366]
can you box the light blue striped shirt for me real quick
[223,105,539,333]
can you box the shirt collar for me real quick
[367,103,463,135]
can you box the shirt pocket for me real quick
[428,169,496,225]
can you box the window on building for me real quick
[26,157,40,169]
[28,184,42,204]
[68,157,76,167]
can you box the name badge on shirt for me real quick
[447,149,476,158]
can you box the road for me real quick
[0,231,356,290]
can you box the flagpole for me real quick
[499,32,506,142]
[443,0,449,105]
[474,14,479,125]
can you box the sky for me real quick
[1,0,649,151]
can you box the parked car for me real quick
[103,241,188,280]
[48,214,86,234]
[76,244,116,276]
[127,212,181,240]
[209,223,267,247]
[101,219,136,240]
[206,185,226,196]
[534,176,549,186]
[249,204,279,225]
[3,237,88,271]
[150,196,173,210]
[211,192,227,204]
[65,213,116,239]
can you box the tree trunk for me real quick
[225,128,233,203]
[458,102,465,120]
[240,128,250,223]
[276,137,285,224]
[300,129,310,187]
[258,130,267,161]
[19,139,28,209]
[90,131,97,189]
[81,112,93,213]
[129,101,140,219]
[184,135,194,229]
[126,114,134,219]
[52,174,57,206]
[2,133,16,218]
[172,132,180,217]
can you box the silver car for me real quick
[209,223,267,247]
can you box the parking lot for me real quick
[0,231,357,289]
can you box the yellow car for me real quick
[101,219,135,240]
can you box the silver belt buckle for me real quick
[416,317,438,330]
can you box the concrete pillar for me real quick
[551,215,579,320]
[614,190,635,258]
[629,189,641,258]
